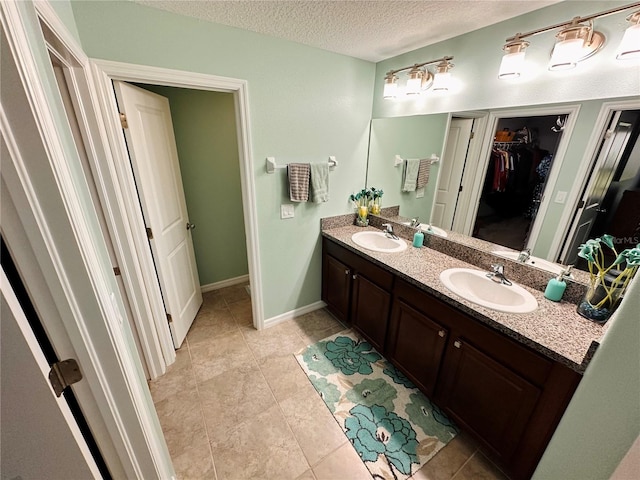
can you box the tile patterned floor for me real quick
[149,284,509,480]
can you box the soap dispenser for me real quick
[544,266,573,302]
[412,230,424,248]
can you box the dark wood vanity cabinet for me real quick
[321,238,582,479]
[322,238,394,352]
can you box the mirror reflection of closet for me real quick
[472,115,565,251]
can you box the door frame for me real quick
[551,98,640,262]
[88,60,264,342]
[2,1,174,476]
[454,104,581,250]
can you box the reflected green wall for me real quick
[71,0,376,318]
[368,115,448,221]
[140,86,248,286]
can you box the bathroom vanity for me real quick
[321,220,605,480]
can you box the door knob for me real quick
[186,222,196,230]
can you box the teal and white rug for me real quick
[295,330,459,480]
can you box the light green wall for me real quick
[533,275,640,480]
[71,1,376,318]
[367,115,448,220]
[47,0,81,43]
[139,86,248,286]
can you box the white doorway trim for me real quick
[35,1,172,379]
[87,60,265,341]
[550,98,640,262]
[456,104,581,251]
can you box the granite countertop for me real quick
[322,223,606,374]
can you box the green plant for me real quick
[577,234,640,309]
[349,188,372,209]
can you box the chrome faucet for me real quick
[487,263,512,286]
[381,223,399,240]
[410,217,421,228]
[517,248,531,263]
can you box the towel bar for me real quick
[266,156,338,174]
[394,153,440,167]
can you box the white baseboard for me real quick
[264,300,327,328]
[200,274,250,293]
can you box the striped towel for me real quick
[288,163,310,202]
[416,158,431,189]
[402,158,420,192]
[310,162,329,203]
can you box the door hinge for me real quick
[113,266,121,276]
[604,129,613,139]
[470,131,475,139]
[167,313,173,324]
[49,359,83,397]
[459,185,463,192]
[119,112,128,129]
[146,227,153,240]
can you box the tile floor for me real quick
[149,284,509,480]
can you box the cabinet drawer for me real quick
[394,279,552,387]
[323,238,394,291]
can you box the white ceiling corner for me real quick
[132,0,564,62]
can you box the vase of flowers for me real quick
[369,187,384,215]
[576,234,639,323]
[350,188,372,226]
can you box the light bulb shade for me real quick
[548,25,604,71]
[617,13,640,59]
[383,75,398,98]
[432,71,451,91]
[405,68,424,95]
[498,40,529,78]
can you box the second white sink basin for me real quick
[401,222,448,238]
[352,231,407,253]
[439,268,538,314]
[492,250,571,278]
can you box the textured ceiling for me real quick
[133,1,562,62]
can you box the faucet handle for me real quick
[382,223,393,232]
[491,263,505,274]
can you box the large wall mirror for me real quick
[366,98,640,273]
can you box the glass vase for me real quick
[576,272,625,324]
[356,205,369,227]
[370,199,381,215]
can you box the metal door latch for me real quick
[49,359,82,397]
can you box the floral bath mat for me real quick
[295,330,459,480]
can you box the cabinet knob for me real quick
[352,274,358,280]
[345,269,350,275]
[454,340,462,349]
[438,330,445,338]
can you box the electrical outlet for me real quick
[281,204,294,219]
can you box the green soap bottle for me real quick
[544,266,573,302]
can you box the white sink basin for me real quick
[492,250,571,277]
[352,231,407,253]
[439,268,538,314]
[401,222,448,238]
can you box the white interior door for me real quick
[433,118,473,229]
[1,268,101,480]
[113,81,202,348]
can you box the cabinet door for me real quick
[351,273,391,352]
[322,254,352,323]
[386,300,448,395]
[439,338,541,462]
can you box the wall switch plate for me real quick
[554,191,567,204]
[281,204,294,219]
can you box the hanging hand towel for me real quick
[402,158,420,192]
[310,162,329,203]
[288,163,310,202]
[416,158,431,189]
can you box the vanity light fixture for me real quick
[617,10,640,59]
[499,2,640,78]
[383,56,453,99]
